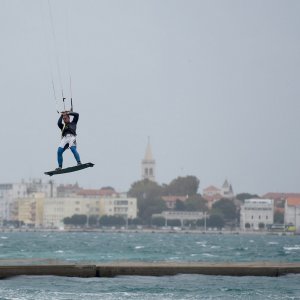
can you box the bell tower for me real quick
[141,138,156,181]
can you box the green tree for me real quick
[212,198,237,221]
[70,214,87,226]
[168,219,181,227]
[128,179,162,200]
[196,219,205,227]
[63,215,88,226]
[236,193,259,202]
[88,215,98,227]
[274,211,284,224]
[208,214,225,229]
[99,215,126,226]
[63,217,72,225]
[128,218,142,226]
[138,196,166,223]
[185,195,208,211]
[175,199,186,211]
[152,217,166,227]
[165,176,200,196]
[128,179,166,223]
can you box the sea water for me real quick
[0,232,299,299]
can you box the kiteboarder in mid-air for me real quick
[42,1,94,177]
[44,109,94,176]
[56,111,81,171]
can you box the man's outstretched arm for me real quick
[69,112,79,124]
[57,114,63,130]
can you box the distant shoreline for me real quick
[0,228,296,236]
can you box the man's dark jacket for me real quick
[57,112,79,136]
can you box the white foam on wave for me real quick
[196,241,207,247]
[135,246,145,249]
[284,245,300,251]
[268,242,279,245]
[202,253,217,257]
[55,250,64,253]
[211,246,220,249]
[1,236,8,239]
[169,256,179,260]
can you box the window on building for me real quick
[149,168,153,176]
[145,168,148,175]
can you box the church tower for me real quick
[141,138,156,181]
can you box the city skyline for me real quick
[0,1,299,195]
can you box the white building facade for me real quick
[285,198,300,233]
[99,195,137,219]
[43,197,100,228]
[240,199,274,230]
[42,195,137,228]
[0,180,57,223]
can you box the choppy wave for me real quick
[135,246,145,249]
[0,274,299,300]
[284,245,300,251]
[0,232,298,264]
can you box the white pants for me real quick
[59,134,77,149]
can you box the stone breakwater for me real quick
[0,262,300,278]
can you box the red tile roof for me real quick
[286,197,300,206]
[77,187,117,197]
[263,193,300,200]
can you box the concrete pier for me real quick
[0,262,299,278]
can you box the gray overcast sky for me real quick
[0,0,299,195]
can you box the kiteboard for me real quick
[44,162,94,176]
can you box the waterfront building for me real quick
[77,187,117,198]
[99,194,137,219]
[18,193,44,227]
[202,186,223,209]
[0,183,27,222]
[57,183,82,197]
[240,199,274,230]
[0,180,56,223]
[141,139,156,181]
[202,180,234,208]
[152,211,205,227]
[203,186,221,197]
[42,194,137,228]
[285,197,300,233]
[43,197,100,228]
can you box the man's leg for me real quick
[57,147,65,168]
[70,146,81,165]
